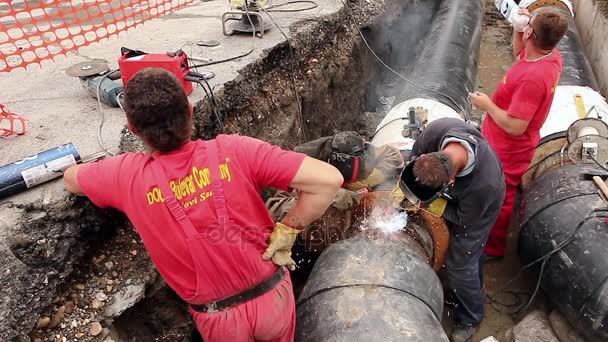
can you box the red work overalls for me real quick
[154,140,296,342]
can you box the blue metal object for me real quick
[0,143,81,200]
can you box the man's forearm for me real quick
[486,102,510,128]
[280,190,335,229]
[281,156,343,229]
[485,102,528,136]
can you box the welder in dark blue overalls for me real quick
[394,118,505,342]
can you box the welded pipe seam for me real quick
[297,283,442,320]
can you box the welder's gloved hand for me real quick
[391,183,406,208]
[263,222,300,270]
[391,183,421,212]
[426,197,448,217]
[332,188,360,210]
[346,168,388,191]
[269,250,296,271]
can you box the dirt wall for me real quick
[573,0,608,98]
[13,0,390,340]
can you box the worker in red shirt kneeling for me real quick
[63,68,344,341]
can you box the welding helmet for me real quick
[398,153,453,208]
[328,131,376,186]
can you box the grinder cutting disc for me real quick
[65,59,109,77]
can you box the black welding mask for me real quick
[398,153,453,208]
[328,132,376,186]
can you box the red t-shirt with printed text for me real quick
[482,49,562,158]
[77,135,306,302]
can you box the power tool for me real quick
[65,59,124,108]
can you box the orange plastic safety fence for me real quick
[0,0,193,73]
[0,104,27,138]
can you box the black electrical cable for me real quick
[259,5,308,141]
[530,150,561,180]
[527,150,561,172]
[266,0,318,12]
[198,80,224,131]
[487,209,608,317]
[189,0,261,69]
[200,77,222,123]
[487,290,530,315]
[188,48,253,68]
[185,75,224,131]
[589,151,608,173]
[337,0,469,118]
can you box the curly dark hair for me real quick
[123,68,192,153]
[531,9,568,50]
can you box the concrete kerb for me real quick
[0,0,362,338]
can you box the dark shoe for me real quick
[450,323,479,342]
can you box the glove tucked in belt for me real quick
[263,222,300,270]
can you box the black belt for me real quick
[191,266,285,313]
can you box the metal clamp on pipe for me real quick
[566,118,608,165]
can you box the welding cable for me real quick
[337,0,469,117]
[197,80,224,131]
[188,4,258,134]
[266,0,318,12]
[188,48,253,68]
[117,92,125,110]
[188,71,220,110]
[186,76,225,131]
[189,2,257,69]
[200,77,222,116]
[588,151,608,173]
[526,150,561,180]
[486,208,608,317]
[96,70,118,156]
[259,5,308,141]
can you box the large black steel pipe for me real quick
[294,1,486,340]
[519,164,608,342]
[296,235,448,342]
[395,0,484,115]
[554,8,598,88]
[518,3,608,341]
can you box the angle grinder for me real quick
[66,59,124,108]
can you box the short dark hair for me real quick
[124,68,192,153]
[531,9,568,50]
[413,153,450,189]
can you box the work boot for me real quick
[450,323,479,342]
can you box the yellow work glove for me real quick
[392,182,446,215]
[262,222,300,270]
[391,182,406,208]
[425,197,448,217]
[346,168,388,191]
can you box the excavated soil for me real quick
[23,0,578,340]
[26,0,388,340]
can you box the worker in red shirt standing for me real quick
[63,68,343,341]
[469,8,568,258]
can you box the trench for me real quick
[28,0,432,340]
[25,0,608,341]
